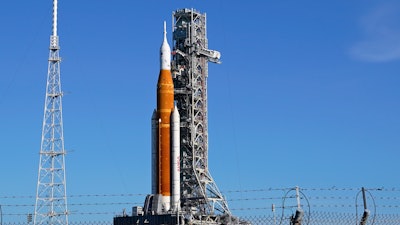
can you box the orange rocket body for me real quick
[156,68,174,197]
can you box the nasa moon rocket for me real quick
[151,22,180,213]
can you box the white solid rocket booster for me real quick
[171,105,180,211]
[151,110,157,195]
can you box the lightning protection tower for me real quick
[34,0,69,224]
[172,9,240,224]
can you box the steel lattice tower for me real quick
[172,9,238,224]
[34,0,68,224]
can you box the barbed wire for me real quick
[0,193,147,199]
[1,202,399,209]
[0,187,398,199]
[3,204,399,210]
[1,187,398,206]
[0,202,142,208]
[222,187,399,193]
[2,212,119,216]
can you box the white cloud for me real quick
[349,3,400,62]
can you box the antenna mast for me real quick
[34,0,69,224]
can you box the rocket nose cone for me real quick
[172,105,180,120]
[152,109,157,120]
[160,21,171,70]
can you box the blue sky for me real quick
[0,0,399,222]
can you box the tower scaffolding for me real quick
[172,8,240,224]
[34,0,69,224]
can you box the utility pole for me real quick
[359,187,370,225]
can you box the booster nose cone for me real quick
[160,21,171,70]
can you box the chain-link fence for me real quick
[2,212,400,225]
[2,222,112,225]
[1,187,399,225]
[240,211,400,225]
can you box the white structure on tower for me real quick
[34,0,69,224]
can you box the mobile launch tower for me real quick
[34,0,69,224]
[114,8,247,225]
[171,9,231,222]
